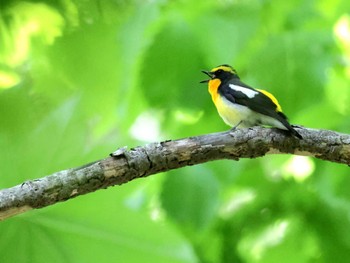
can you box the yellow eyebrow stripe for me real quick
[257,89,283,112]
[210,65,236,74]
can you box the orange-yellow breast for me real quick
[208,78,242,127]
[208,79,221,103]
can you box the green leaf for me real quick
[161,166,220,233]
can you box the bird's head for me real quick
[200,64,239,83]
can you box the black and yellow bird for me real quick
[201,64,302,139]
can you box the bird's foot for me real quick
[229,121,242,136]
[231,120,242,131]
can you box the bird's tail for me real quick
[287,125,302,139]
[277,112,302,139]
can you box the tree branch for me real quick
[1,127,349,221]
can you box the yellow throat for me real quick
[208,79,221,103]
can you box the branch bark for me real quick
[1,127,349,221]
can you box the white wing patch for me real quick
[229,84,258,98]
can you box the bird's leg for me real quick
[230,120,242,132]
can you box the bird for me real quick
[200,64,302,139]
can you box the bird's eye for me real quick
[216,69,223,74]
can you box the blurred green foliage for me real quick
[1,0,350,262]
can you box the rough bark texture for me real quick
[1,127,350,221]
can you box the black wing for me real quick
[219,79,281,117]
[219,78,302,138]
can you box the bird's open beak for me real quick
[200,70,214,83]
